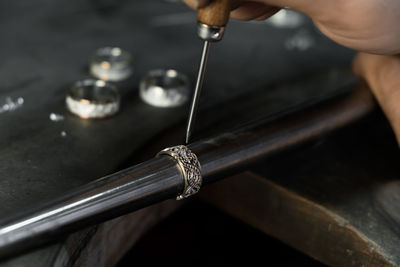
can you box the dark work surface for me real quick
[0,0,354,220]
[252,112,400,264]
[0,0,358,263]
[117,200,326,267]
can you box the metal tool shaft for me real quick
[186,40,211,144]
[0,84,374,260]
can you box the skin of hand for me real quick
[353,54,400,144]
[184,0,400,145]
[184,0,400,54]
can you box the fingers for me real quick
[254,7,280,20]
[183,0,331,21]
[183,0,281,22]
[182,0,211,9]
[230,2,280,21]
[239,0,333,18]
[353,53,400,145]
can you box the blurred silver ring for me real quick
[139,69,189,108]
[90,47,132,82]
[66,79,120,119]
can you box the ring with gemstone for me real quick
[157,145,202,200]
[66,79,120,119]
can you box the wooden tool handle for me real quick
[197,0,232,27]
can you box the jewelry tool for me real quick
[185,0,232,144]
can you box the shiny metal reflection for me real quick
[0,84,375,259]
[139,69,190,107]
[66,79,120,119]
[90,47,133,82]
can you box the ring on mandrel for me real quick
[157,145,202,200]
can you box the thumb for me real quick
[353,53,400,145]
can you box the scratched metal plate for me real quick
[0,0,355,265]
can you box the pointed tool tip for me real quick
[184,41,210,147]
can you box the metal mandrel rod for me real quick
[0,84,375,259]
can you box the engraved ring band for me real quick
[157,145,202,200]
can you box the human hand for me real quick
[183,0,400,55]
[353,53,400,145]
[184,0,400,145]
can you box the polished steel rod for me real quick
[186,40,211,144]
[0,84,375,259]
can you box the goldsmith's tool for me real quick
[185,0,232,144]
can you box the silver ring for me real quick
[90,47,132,82]
[139,69,189,108]
[157,145,202,200]
[66,79,120,119]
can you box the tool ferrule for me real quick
[197,22,225,42]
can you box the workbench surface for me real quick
[0,0,381,266]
